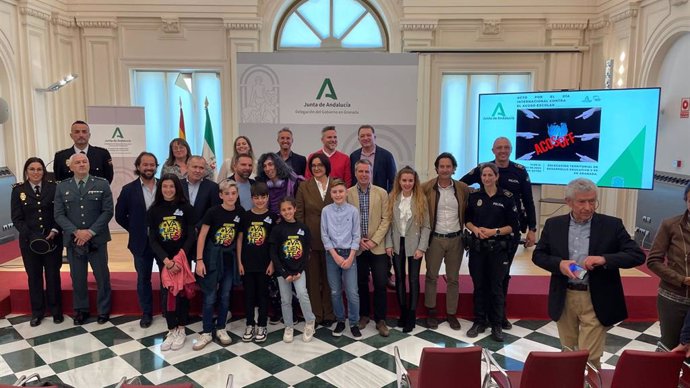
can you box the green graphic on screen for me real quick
[597,126,646,188]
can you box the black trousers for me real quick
[468,245,510,325]
[164,290,190,330]
[357,250,389,322]
[657,294,690,349]
[20,240,63,317]
[392,238,421,315]
[243,272,270,327]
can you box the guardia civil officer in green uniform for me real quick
[54,152,113,325]
[464,162,519,342]
[461,136,536,330]
[11,157,63,327]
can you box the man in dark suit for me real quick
[54,152,114,325]
[277,127,307,176]
[532,177,645,369]
[182,156,221,229]
[53,120,114,183]
[349,125,396,192]
[115,152,159,328]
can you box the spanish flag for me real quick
[178,97,186,139]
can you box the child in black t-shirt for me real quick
[238,182,277,343]
[269,196,316,343]
[192,179,244,351]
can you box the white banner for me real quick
[238,52,418,168]
[87,106,146,232]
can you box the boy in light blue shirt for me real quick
[320,178,362,339]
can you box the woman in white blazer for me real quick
[385,166,431,332]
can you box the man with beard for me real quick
[305,126,351,186]
[115,152,160,328]
[227,154,256,211]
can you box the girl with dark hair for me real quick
[385,166,430,332]
[11,157,63,326]
[147,174,196,351]
[256,152,304,215]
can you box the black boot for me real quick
[491,325,504,342]
[403,309,416,333]
[397,309,407,328]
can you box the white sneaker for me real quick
[303,320,315,342]
[161,329,176,351]
[242,326,255,342]
[216,328,232,345]
[192,332,213,351]
[171,326,186,350]
[255,326,268,343]
[283,327,294,343]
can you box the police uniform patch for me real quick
[477,199,483,207]
[20,192,26,201]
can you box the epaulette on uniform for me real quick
[503,189,513,197]
[12,181,23,189]
[92,176,108,182]
[514,162,525,170]
[468,187,480,194]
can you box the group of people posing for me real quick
[12,120,658,369]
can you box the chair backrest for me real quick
[611,349,684,388]
[519,349,589,388]
[417,346,483,388]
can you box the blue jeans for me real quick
[133,252,158,316]
[202,265,233,333]
[325,249,359,327]
[277,271,315,328]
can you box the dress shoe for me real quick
[502,318,513,330]
[467,323,487,338]
[397,310,408,328]
[358,316,370,329]
[376,320,390,337]
[53,314,64,324]
[447,316,461,331]
[491,325,504,342]
[97,315,110,324]
[426,316,439,329]
[30,316,42,327]
[73,312,89,325]
[320,319,335,328]
[140,314,153,328]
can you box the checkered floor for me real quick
[0,314,660,387]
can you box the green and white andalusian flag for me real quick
[202,97,216,169]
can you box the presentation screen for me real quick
[477,87,661,189]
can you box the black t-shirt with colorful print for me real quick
[239,210,278,272]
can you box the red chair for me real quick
[484,349,590,388]
[587,349,684,388]
[394,345,484,388]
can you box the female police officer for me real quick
[11,157,63,326]
[464,163,519,341]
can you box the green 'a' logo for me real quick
[316,78,337,100]
[112,127,124,139]
[492,103,506,118]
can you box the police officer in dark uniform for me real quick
[53,120,114,183]
[461,136,536,329]
[464,162,519,342]
[11,157,63,326]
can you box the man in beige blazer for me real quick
[347,159,391,336]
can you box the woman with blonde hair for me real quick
[385,166,431,332]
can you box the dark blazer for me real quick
[296,178,334,251]
[53,145,114,183]
[532,213,645,326]
[115,178,154,256]
[181,178,221,226]
[54,175,114,246]
[11,181,62,244]
[282,151,307,177]
[349,145,397,192]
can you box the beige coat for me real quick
[346,184,391,256]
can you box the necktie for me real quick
[80,150,86,154]
[78,180,85,195]
[34,185,40,196]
